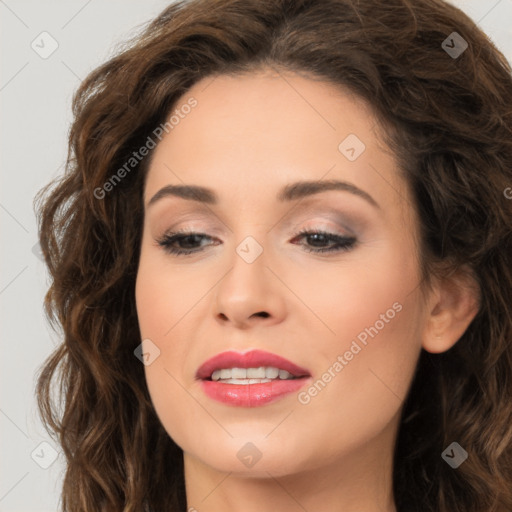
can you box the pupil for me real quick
[182,234,200,248]
[309,233,327,246]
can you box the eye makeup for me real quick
[155,226,358,257]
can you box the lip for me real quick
[195,349,311,380]
[196,349,312,407]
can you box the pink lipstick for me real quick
[196,349,312,407]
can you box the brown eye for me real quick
[156,230,218,256]
[290,229,357,254]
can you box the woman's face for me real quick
[136,69,428,477]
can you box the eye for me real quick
[155,228,357,256]
[156,229,218,256]
[290,228,357,254]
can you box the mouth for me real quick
[196,349,311,382]
[195,349,312,407]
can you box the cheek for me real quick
[296,259,420,406]
[135,245,212,444]
[135,241,204,340]
[293,246,424,446]
[296,295,421,464]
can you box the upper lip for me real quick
[196,349,311,380]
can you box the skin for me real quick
[135,68,479,512]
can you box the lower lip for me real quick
[200,378,311,407]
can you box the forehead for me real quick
[144,70,406,215]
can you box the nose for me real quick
[213,243,286,330]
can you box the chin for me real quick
[183,435,312,477]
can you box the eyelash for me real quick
[155,228,357,256]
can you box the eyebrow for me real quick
[146,179,380,209]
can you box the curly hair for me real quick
[34,0,512,510]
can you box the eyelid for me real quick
[161,222,354,241]
[287,216,357,239]
[297,219,354,233]
[159,220,224,237]
[156,206,363,237]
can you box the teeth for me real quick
[211,366,296,381]
[247,367,266,378]
[220,378,273,384]
[265,367,279,379]
[232,367,247,379]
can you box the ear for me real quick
[421,266,481,354]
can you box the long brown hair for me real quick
[34,0,512,510]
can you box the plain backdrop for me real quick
[1,1,511,510]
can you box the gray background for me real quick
[1,1,511,510]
